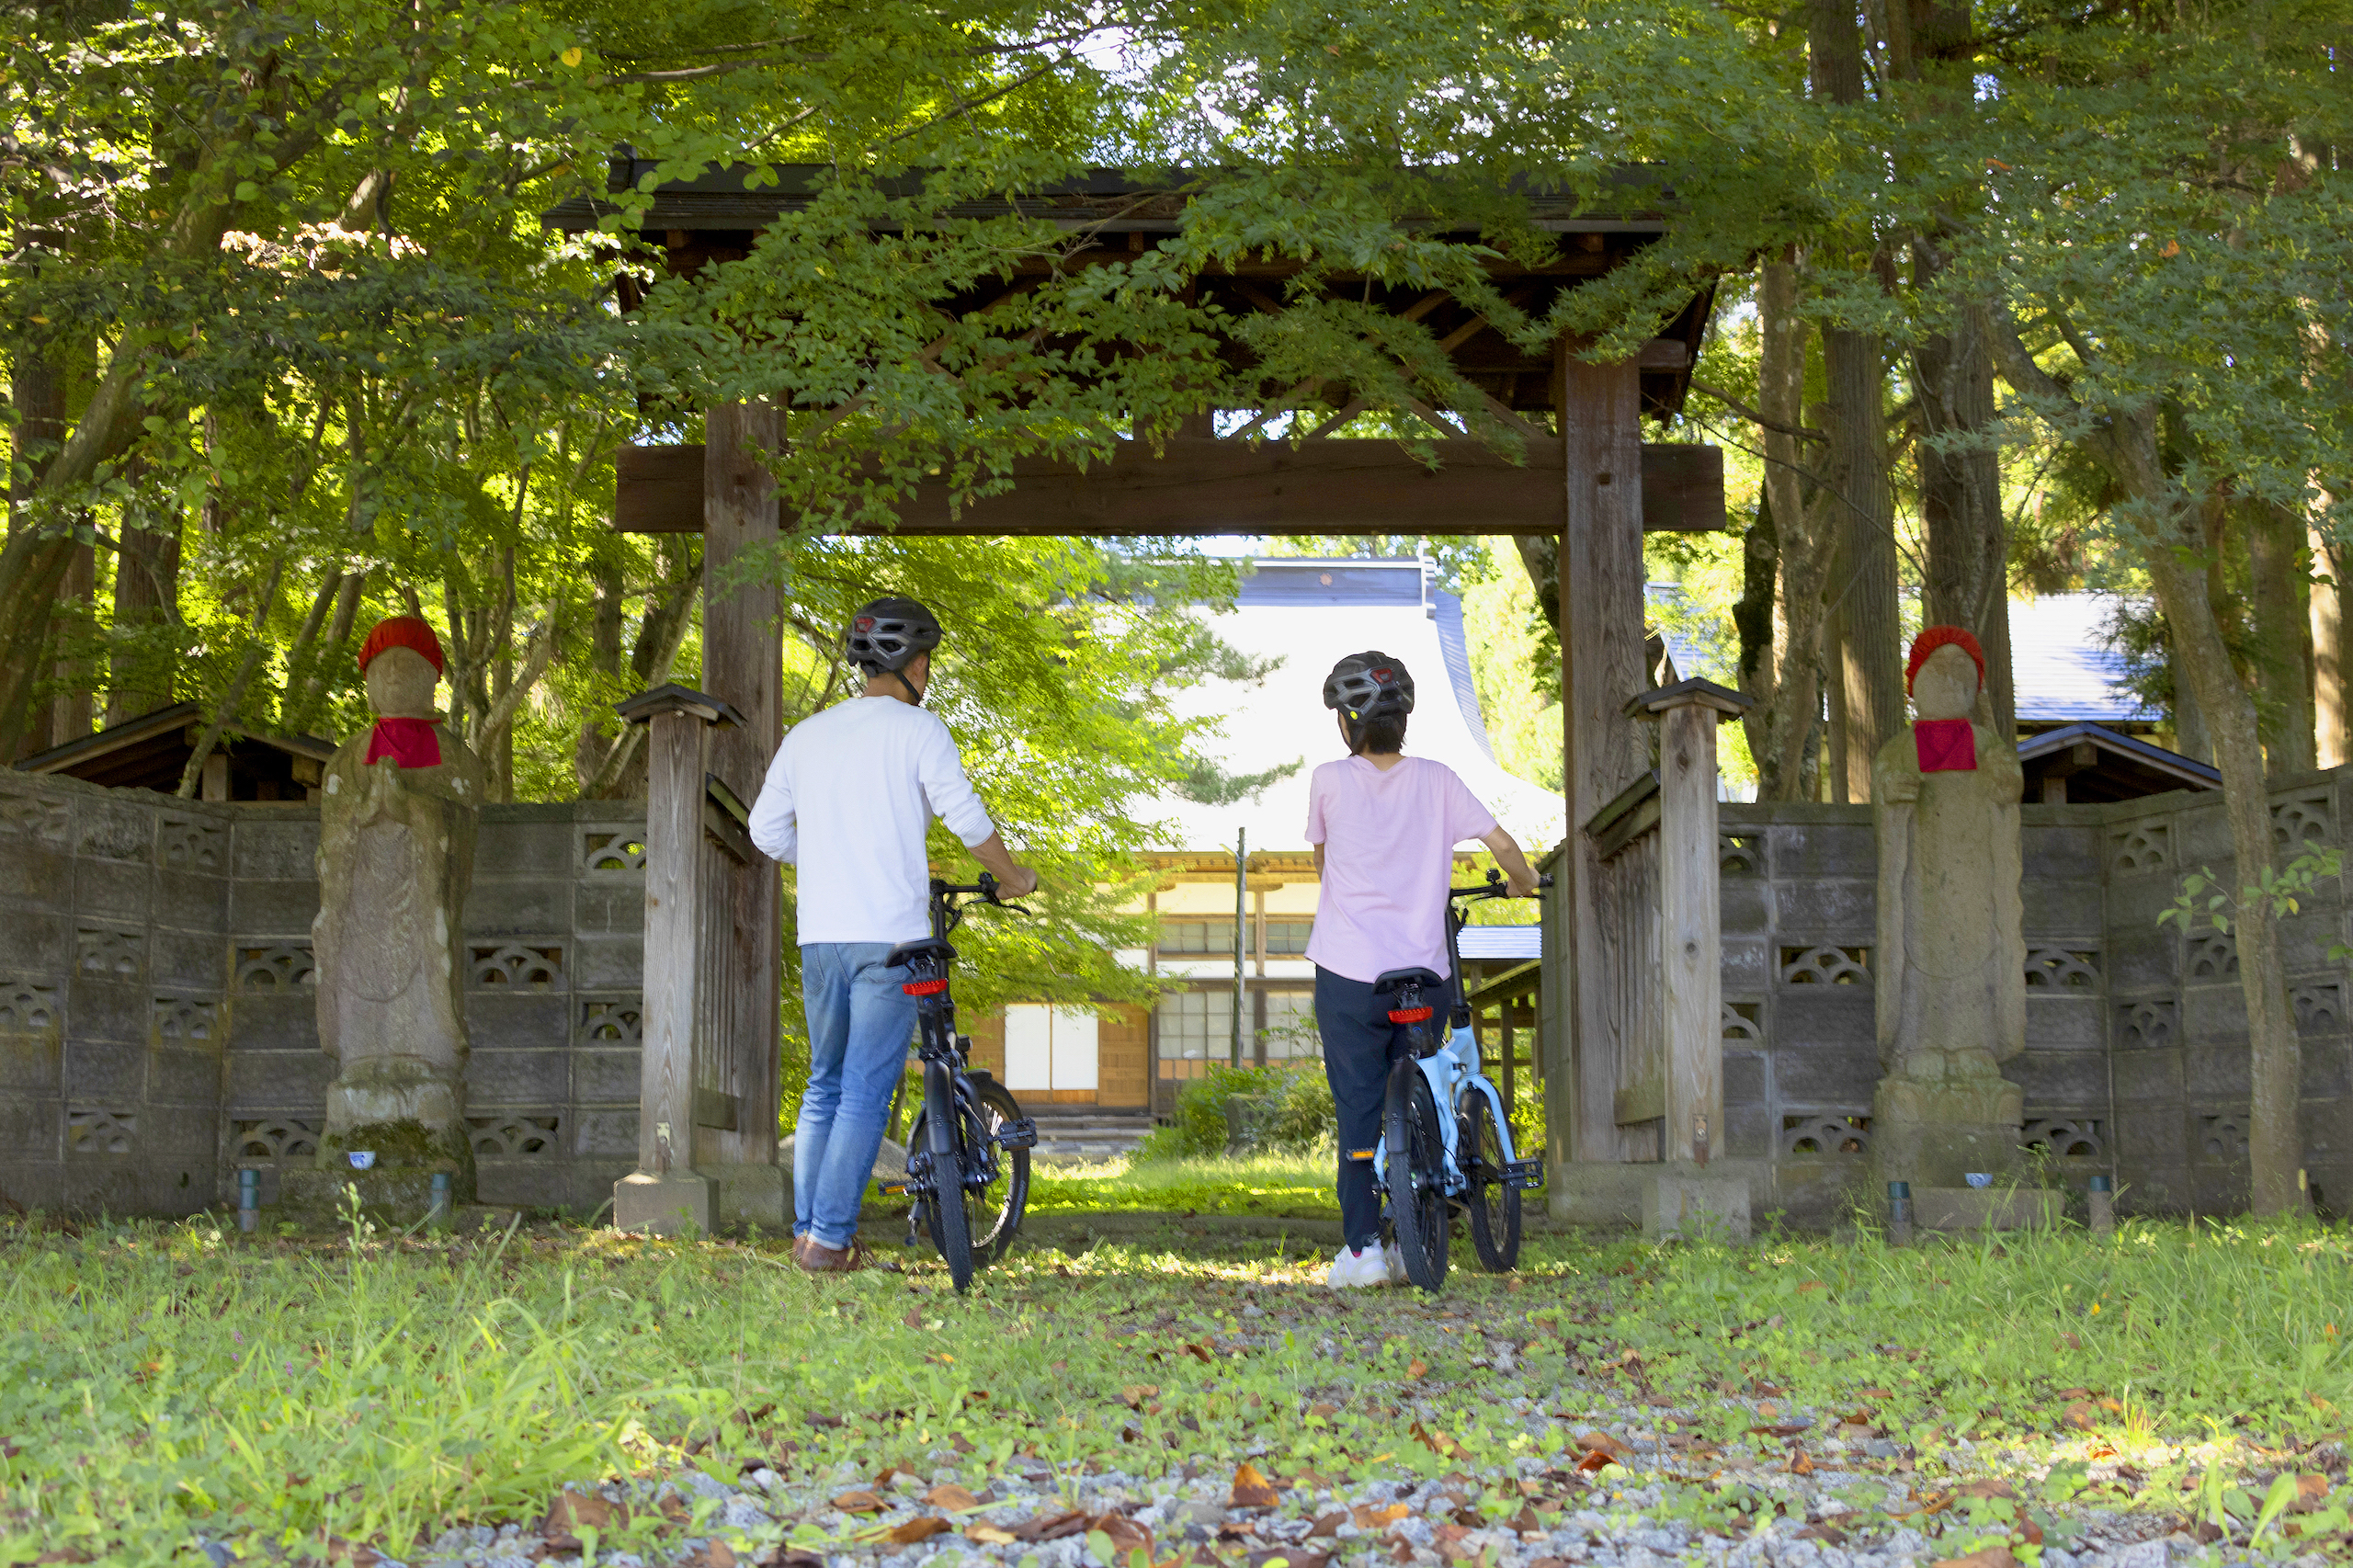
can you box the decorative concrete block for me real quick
[614,1170,711,1235]
[1718,878,1771,936]
[572,881,645,936]
[224,993,321,1052]
[2018,824,2102,881]
[1911,1186,2062,1232]
[1774,880,1875,933]
[5,846,74,907]
[150,930,228,991]
[2024,994,2105,1048]
[2302,1041,2352,1098]
[2278,915,2341,972]
[13,912,74,975]
[0,1030,61,1091]
[2112,1048,2184,1103]
[73,858,152,923]
[569,934,642,990]
[2105,923,2181,993]
[1721,938,1771,993]
[229,879,322,937]
[572,1049,642,1105]
[1642,1167,1754,1241]
[0,1097,62,1158]
[466,1049,568,1105]
[147,1048,221,1105]
[226,1049,334,1108]
[231,821,319,881]
[2184,1046,2252,1098]
[573,1108,639,1157]
[1775,822,1874,879]
[477,1163,571,1210]
[2006,1049,2108,1104]
[1726,1104,1773,1159]
[66,978,145,1045]
[467,992,570,1051]
[143,1104,217,1155]
[472,823,576,880]
[76,801,155,863]
[1723,1048,1767,1104]
[153,870,231,930]
[1771,1041,1879,1101]
[465,879,571,937]
[66,1040,145,1100]
[2021,881,2103,938]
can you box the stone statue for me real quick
[309,616,484,1208]
[1870,627,2026,1186]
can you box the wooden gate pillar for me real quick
[1628,678,1750,1165]
[701,403,784,1172]
[1552,341,1652,1174]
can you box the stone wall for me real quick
[0,770,648,1217]
[1717,772,2353,1219]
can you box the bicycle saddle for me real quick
[1371,967,1444,994]
[885,937,957,970]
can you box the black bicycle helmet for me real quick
[1323,651,1415,725]
[846,597,942,675]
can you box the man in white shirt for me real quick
[748,597,1037,1273]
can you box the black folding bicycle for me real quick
[875,873,1037,1292]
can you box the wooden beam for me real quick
[614,438,1723,537]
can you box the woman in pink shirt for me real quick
[1306,652,1540,1288]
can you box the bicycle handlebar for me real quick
[1449,869,1553,902]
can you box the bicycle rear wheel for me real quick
[914,1066,975,1291]
[1384,1058,1449,1291]
[1462,1092,1522,1272]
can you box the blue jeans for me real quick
[794,943,919,1249]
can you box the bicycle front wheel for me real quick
[1384,1058,1449,1291]
[1462,1091,1521,1272]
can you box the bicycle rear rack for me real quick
[1503,1159,1547,1191]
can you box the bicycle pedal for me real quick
[876,1179,909,1197]
[1505,1160,1547,1191]
[995,1118,1038,1151]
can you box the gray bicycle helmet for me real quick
[1323,651,1415,725]
[847,597,942,674]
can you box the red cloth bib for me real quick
[364,717,443,769]
[1915,718,1977,773]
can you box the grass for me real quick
[0,1204,2347,1567]
[1025,1151,1340,1218]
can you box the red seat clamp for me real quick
[902,978,949,996]
[1387,1006,1433,1024]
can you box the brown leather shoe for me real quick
[788,1233,811,1265]
[797,1238,867,1274]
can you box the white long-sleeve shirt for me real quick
[747,696,998,945]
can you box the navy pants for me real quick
[1313,964,1457,1253]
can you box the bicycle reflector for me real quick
[902,978,949,996]
[1347,1148,1378,1162]
[1387,1006,1433,1024]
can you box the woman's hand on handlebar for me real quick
[1505,869,1544,898]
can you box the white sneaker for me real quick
[1325,1244,1392,1289]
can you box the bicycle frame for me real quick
[884,878,1037,1202]
[1371,876,1545,1195]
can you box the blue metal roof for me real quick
[1235,560,1425,606]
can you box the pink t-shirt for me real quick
[1304,756,1499,984]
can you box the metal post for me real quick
[1231,828,1246,1067]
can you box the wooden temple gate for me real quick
[544,163,1746,1232]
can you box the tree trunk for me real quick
[108,483,183,724]
[2312,517,2346,767]
[1824,324,1903,804]
[576,554,629,792]
[1754,261,1838,801]
[1913,301,2016,741]
[1733,485,1779,773]
[2247,501,2316,776]
[51,541,95,747]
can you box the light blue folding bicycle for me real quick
[1369,869,1550,1290]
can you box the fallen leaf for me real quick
[1232,1461,1281,1509]
[1959,1479,2017,1501]
[2292,1474,2333,1512]
[888,1518,952,1546]
[904,1309,924,1329]
[1406,1359,1429,1380]
[1307,1403,1340,1420]
[831,1491,884,1515]
[1121,1384,1161,1410]
[1014,1511,1092,1543]
[542,1488,625,1548]
[1787,1450,1815,1476]
[2060,1399,2120,1430]
[1092,1513,1154,1553]
[1309,1513,1347,1539]
[1248,1552,1329,1568]
[1352,1504,1409,1529]
[1574,1450,1615,1474]
[1749,1425,1809,1438]
[1576,1430,1631,1457]
[1798,1281,1827,1294]
[1794,1525,1847,1545]
[925,1484,981,1512]
[1185,1342,1216,1364]
[2055,1333,2083,1351]
[966,1525,1017,1545]
[690,1543,735,1568]
[1409,1421,1459,1459]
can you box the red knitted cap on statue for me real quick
[358,616,445,676]
[1906,625,1984,694]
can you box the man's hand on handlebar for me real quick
[998,865,1039,898]
[970,832,1039,899]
